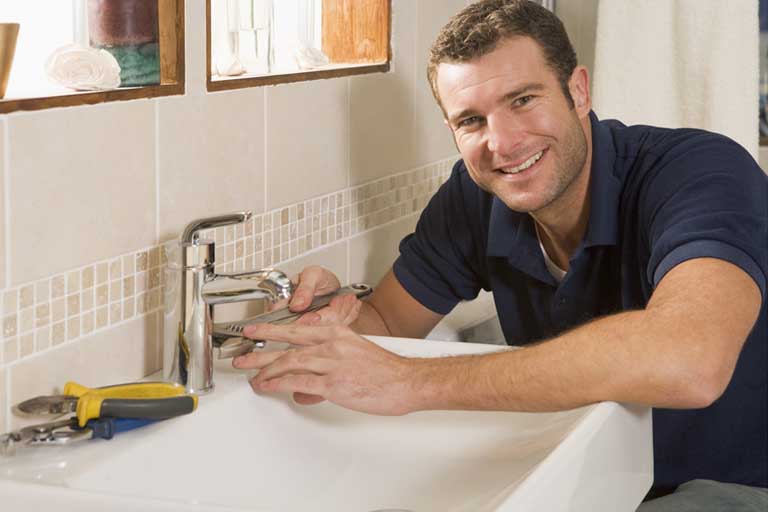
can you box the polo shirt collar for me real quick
[582,111,621,248]
[488,199,556,284]
[486,111,622,265]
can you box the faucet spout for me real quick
[201,269,293,306]
[181,212,252,245]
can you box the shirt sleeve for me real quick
[644,133,768,299]
[393,161,488,315]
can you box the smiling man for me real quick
[233,1,768,509]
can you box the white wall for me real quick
[760,146,768,172]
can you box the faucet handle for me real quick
[202,269,294,306]
[181,212,253,244]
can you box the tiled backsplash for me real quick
[0,0,474,432]
[0,157,455,368]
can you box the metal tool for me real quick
[212,283,374,359]
[14,381,198,427]
[0,416,157,457]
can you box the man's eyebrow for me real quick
[447,83,547,125]
[447,108,480,126]
[500,82,546,103]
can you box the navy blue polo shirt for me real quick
[393,111,768,491]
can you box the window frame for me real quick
[0,0,185,114]
[206,0,391,92]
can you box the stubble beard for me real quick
[530,120,587,215]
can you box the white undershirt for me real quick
[535,226,567,282]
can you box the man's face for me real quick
[436,36,590,214]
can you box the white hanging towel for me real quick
[591,0,758,159]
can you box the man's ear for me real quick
[568,65,591,117]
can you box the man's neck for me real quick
[532,193,590,271]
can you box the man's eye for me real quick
[515,95,534,106]
[457,116,482,128]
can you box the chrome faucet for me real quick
[163,212,373,395]
[163,212,293,395]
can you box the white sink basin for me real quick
[0,336,653,511]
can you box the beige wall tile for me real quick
[0,366,6,433]
[349,0,417,185]
[349,214,419,286]
[7,313,159,429]
[7,102,156,285]
[265,78,349,209]
[0,119,5,290]
[157,88,266,241]
[410,0,466,168]
[280,241,349,285]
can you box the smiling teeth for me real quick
[501,150,544,174]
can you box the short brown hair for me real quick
[427,0,577,110]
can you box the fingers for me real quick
[328,295,363,325]
[232,349,325,405]
[232,349,286,369]
[290,266,325,311]
[292,295,362,327]
[293,392,326,405]
[294,311,322,326]
[252,349,333,384]
[290,266,341,312]
[251,373,327,396]
[242,322,348,346]
[234,347,329,406]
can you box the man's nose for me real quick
[486,115,523,155]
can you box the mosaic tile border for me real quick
[0,157,456,366]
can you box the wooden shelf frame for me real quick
[0,0,185,114]
[206,0,391,92]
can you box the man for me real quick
[233,0,767,508]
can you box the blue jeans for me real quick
[638,480,768,511]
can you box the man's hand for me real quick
[281,266,364,327]
[288,265,340,311]
[233,323,416,415]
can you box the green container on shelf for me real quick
[87,0,160,86]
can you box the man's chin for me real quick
[493,192,549,214]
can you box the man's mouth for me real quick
[496,149,545,175]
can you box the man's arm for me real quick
[408,257,761,412]
[351,270,444,338]
[236,258,761,414]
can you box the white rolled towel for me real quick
[294,45,329,70]
[45,44,121,91]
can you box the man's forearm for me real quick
[349,270,444,338]
[350,302,392,336]
[402,259,760,414]
[403,309,653,412]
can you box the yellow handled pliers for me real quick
[14,381,198,427]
